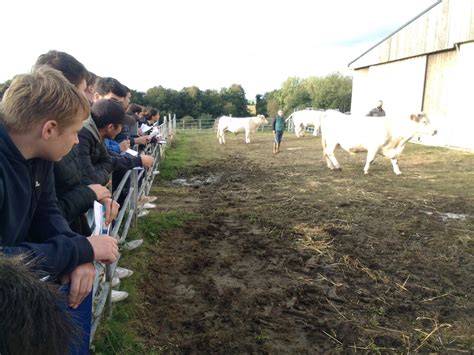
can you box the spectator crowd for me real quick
[0,50,169,354]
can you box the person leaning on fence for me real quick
[0,67,119,351]
[272,109,286,154]
[366,100,386,117]
[36,50,119,238]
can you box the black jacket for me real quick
[54,146,96,235]
[78,118,142,186]
[0,125,94,277]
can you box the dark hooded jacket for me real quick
[78,117,142,186]
[0,125,94,278]
[54,146,96,236]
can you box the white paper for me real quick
[93,201,109,235]
[125,148,138,156]
[149,127,160,139]
[140,124,152,133]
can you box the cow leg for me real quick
[245,129,250,143]
[324,147,340,170]
[220,132,226,144]
[295,126,301,138]
[390,158,402,175]
[363,150,378,174]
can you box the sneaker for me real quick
[143,202,156,209]
[114,267,133,279]
[111,290,129,303]
[111,277,120,288]
[137,210,150,218]
[139,195,157,204]
[153,170,160,175]
[158,140,167,144]
[122,239,143,251]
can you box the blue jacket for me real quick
[0,125,94,278]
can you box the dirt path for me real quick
[136,132,473,353]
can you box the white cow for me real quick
[286,109,325,137]
[320,110,437,175]
[217,115,269,144]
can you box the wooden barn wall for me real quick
[351,0,474,69]
[349,68,369,115]
[350,56,426,117]
[447,42,474,149]
[421,50,457,146]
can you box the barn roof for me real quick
[347,0,474,69]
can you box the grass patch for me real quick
[92,132,200,354]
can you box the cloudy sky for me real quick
[1,0,436,99]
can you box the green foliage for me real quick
[256,94,267,116]
[125,73,350,124]
[264,73,352,116]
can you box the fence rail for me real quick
[89,114,176,343]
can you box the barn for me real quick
[348,0,474,150]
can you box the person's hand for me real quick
[88,184,111,201]
[100,197,120,226]
[140,154,154,169]
[135,135,150,145]
[68,263,96,309]
[119,139,130,152]
[87,235,118,264]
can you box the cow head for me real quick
[410,113,437,136]
[257,114,269,125]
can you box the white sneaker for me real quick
[153,170,160,175]
[143,202,156,209]
[111,277,120,288]
[137,210,149,218]
[111,290,129,303]
[114,267,133,279]
[138,195,157,203]
[122,239,143,251]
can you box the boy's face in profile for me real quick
[42,113,85,161]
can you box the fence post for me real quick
[131,168,138,228]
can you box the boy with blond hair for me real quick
[0,66,118,310]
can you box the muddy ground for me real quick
[136,131,473,354]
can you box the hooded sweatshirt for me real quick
[0,125,94,278]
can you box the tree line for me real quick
[0,72,352,122]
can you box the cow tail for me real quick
[285,113,293,123]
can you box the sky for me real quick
[1,0,437,100]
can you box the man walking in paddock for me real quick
[272,109,286,154]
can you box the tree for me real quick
[220,84,249,117]
[255,94,267,116]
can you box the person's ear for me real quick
[106,123,117,134]
[41,120,59,140]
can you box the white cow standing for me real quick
[320,110,437,175]
[217,115,269,144]
[286,109,325,137]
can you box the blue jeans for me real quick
[60,284,93,355]
[274,131,283,144]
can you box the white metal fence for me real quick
[89,114,176,343]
